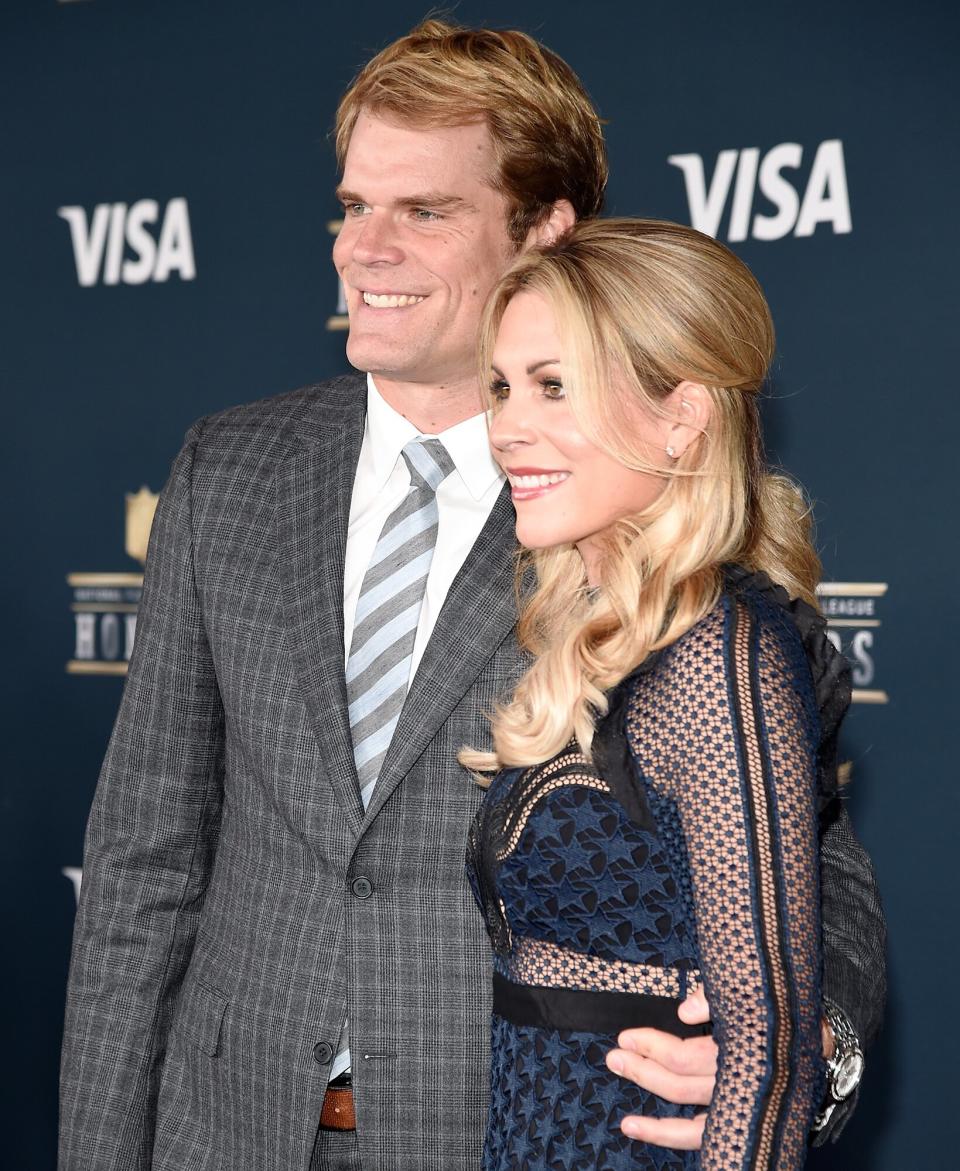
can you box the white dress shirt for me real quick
[343,374,505,678]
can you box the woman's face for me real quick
[488,291,671,584]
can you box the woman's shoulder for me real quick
[652,564,829,670]
[721,563,814,637]
[620,564,851,807]
[621,563,851,727]
[620,567,783,690]
[718,565,850,709]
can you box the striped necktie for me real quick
[330,436,454,1083]
[347,435,455,807]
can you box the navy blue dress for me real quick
[466,570,848,1170]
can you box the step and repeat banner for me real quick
[2,1,957,1167]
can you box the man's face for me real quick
[333,112,518,392]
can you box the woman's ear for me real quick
[664,381,711,459]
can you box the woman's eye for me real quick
[489,379,510,402]
[541,378,565,399]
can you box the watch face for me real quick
[835,1053,865,1099]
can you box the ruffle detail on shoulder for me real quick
[723,564,852,812]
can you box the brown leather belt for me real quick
[319,1085,356,1131]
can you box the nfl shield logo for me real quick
[125,486,160,565]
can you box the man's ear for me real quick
[664,381,711,459]
[524,200,576,250]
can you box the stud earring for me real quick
[666,445,677,458]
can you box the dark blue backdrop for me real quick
[3,1,957,1166]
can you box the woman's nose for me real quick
[489,397,535,453]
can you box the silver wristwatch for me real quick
[813,999,865,1132]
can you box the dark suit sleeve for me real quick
[813,798,886,1145]
[59,419,225,1171]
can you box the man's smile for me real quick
[360,290,427,308]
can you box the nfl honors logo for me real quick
[816,582,888,704]
[66,487,159,676]
[62,488,160,897]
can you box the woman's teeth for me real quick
[362,292,425,308]
[508,472,570,488]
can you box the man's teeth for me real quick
[509,472,570,488]
[362,292,425,308]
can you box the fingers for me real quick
[609,996,714,1149]
[614,1027,718,1078]
[605,1046,713,1106]
[677,987,710,1026]
[821,1015,836,1060]
[620,1111,707,1150]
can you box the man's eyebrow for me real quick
[395,193,475,212]
[335,186,364,204]
[333,186,475,213]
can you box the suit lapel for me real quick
[360,483,518,828]
[275,379,367,833]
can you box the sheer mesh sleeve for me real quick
[625,591,824,1170]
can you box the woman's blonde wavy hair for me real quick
[462,218,821,776]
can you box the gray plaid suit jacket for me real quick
[59,375,885,1171]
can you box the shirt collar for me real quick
[365,374,504,501]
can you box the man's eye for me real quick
[343,202,369,217]
[412,208,441,221]
[541,378,565,399]
[489,379,510,402]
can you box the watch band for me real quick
[813,999,865,1132]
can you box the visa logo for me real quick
[668,140,851,242]
[58,197,196,286]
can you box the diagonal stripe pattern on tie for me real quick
[330,435,455,1084]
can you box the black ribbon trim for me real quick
[492,973,711,1039]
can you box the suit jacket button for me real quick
[313,1041,333,1065]
[351,876,373,899]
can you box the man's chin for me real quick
[345,339,422,382]
[346,339,394,370]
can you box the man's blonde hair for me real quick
[335,19,607,244]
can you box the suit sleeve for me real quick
[812,799,886,1144]
[59,419,225,1171]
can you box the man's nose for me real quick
[349,211,404,266]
